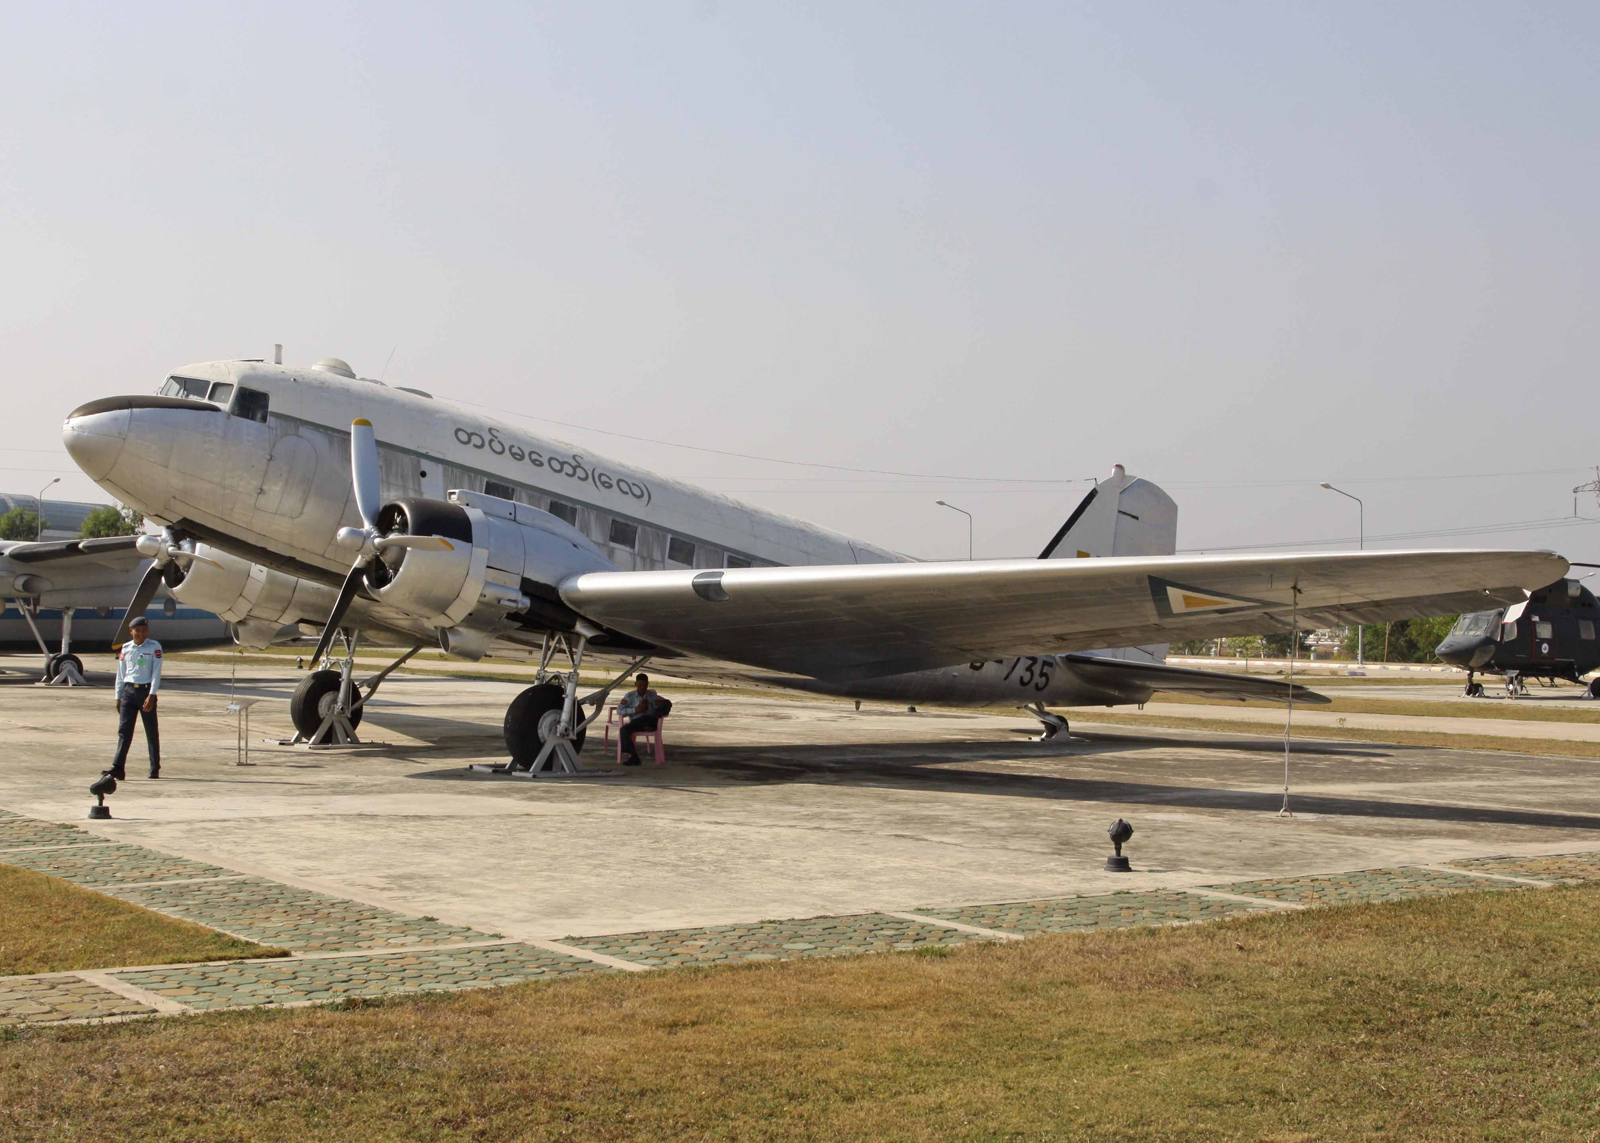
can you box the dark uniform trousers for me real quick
[113,684,160,775]
[621,714,658,758]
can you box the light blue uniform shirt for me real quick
[115,638,164,692]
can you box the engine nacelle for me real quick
[367,493,615,630]
[168,542,344,648]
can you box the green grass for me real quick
[0,864,281,975]
[5,885,1600,1140]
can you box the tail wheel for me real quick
[290,670,364,743]
[504,683,587,769]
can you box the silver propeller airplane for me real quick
[62,355,1564,771]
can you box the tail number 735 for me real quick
[1001,656,1053,691]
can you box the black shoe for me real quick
[623,755,641,766]
[108,768,126,781]
[147,770,160,779]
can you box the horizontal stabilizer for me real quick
[1063,653,1330,704]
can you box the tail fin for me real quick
[1041,465,1178,664]
[1039,464,1177,560]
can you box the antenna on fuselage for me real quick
[273,344,283,365]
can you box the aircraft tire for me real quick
[1589,679,1600,700]
[504,683,587,769]
[290,670,363,743]
[1465,682,1483,697]
[51,653,83,680]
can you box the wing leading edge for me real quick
[560,549,1565,681]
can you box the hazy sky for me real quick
[5,2,1598,563]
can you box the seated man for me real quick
[616,672,665,766]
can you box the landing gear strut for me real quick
[9,598,86,685]
[1024,701,1070,742]
[284,633,422,746]
[491,626,651,777]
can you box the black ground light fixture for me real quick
[88,771,117,820]
[1106,818,1134,872]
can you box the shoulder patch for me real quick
[154,649,163,657]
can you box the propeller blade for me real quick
[373,535,454,553]
[111,562,166,649]
[350,418,381,531]
[308,561,369,665]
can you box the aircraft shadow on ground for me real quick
[403,730,1600,832]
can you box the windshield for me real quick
[1452,611,1499,637]
[158,376,210,400]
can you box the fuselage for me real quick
[61,358,1159,708]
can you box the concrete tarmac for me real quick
[4,653,1599,942]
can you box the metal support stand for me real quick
[1024,701,1075,742]
[228,696,261,764]
[43,610,85,685]
[278,637,422,748]
[478,635,653,779]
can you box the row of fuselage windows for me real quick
[480,478,752,569]
[158,377,754,569]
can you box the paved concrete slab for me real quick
[6,653,1600,949]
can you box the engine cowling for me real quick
[167,542,343,647]
[366,494,615,631]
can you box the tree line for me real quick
[1170,616,1457,665]
[0,505,142,542]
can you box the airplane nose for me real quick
[62,401,130,479]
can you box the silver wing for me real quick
[561,549,1563,681]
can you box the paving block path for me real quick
[1448,852,1600,883]
[911,889,1274,934]
[117,944,613,1010]
[1214,866,1506,906]
[562,913,979,967]
[0,807,1589,1027]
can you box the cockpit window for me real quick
[159,376,210,399]
[207,382,234,406]
[1452,612,1497,637]
[232,387,269,424]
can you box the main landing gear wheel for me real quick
[45,653,83,682]
[290,670,364,744]
[1588,679,1600,700]
[504,683,587,770]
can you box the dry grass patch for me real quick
[5,886,1600,1141]
[0,865,280,975]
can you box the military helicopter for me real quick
[1435,568,1600,698]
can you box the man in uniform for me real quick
[111,616,162,779]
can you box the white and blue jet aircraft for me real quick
[61,355,1565,771]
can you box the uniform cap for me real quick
[128,615,149,629]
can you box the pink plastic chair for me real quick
[603,704,667,765]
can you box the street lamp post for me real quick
[935,500,973,560]
[1320,482,1364,667]
[35,477,60,541]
